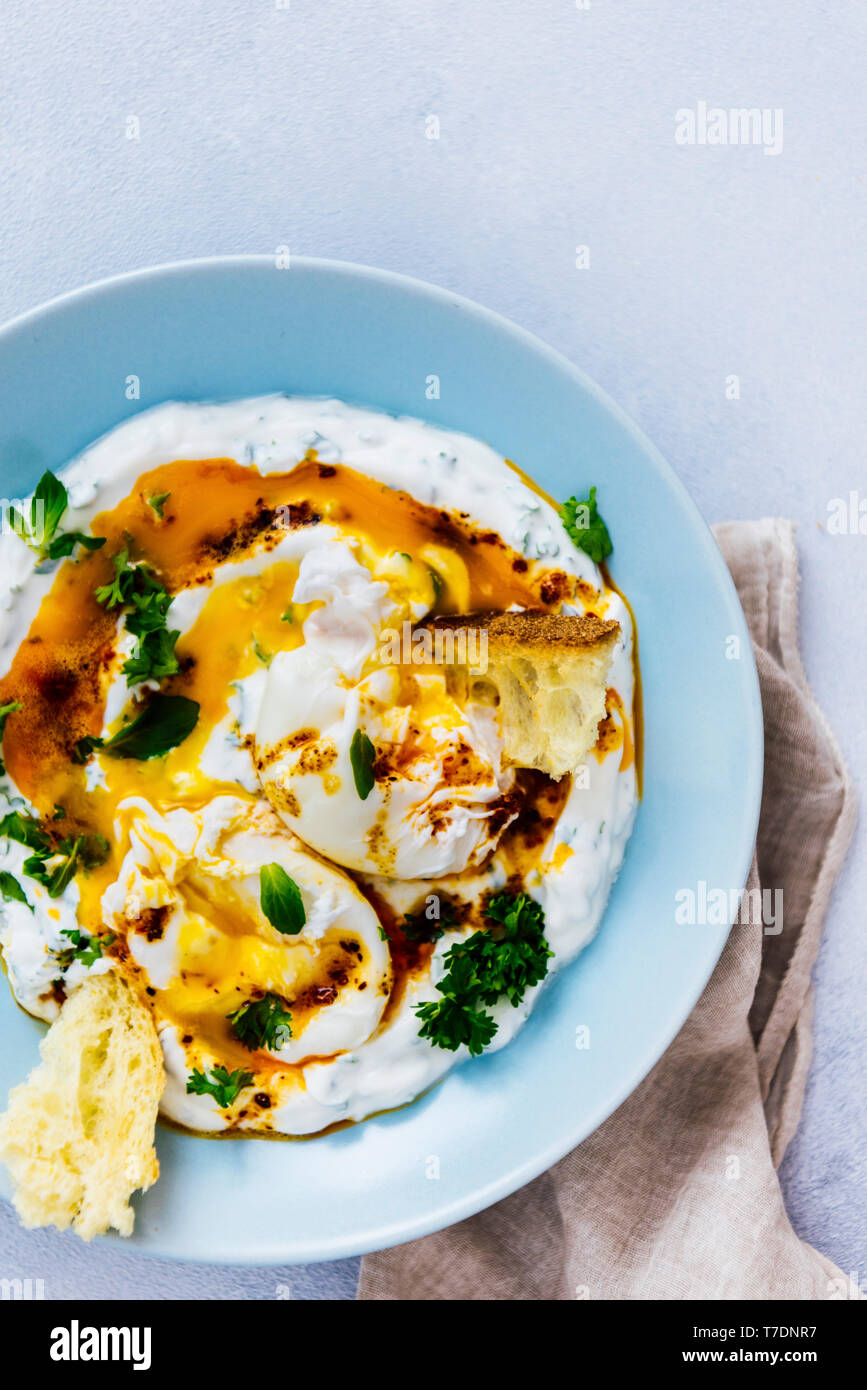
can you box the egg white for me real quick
[0,396,638,1138]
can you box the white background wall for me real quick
[1,0,864,1299]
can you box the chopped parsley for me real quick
[6,471,106,563]
[414,892,552,1056]
[428,566,444,602]
[0,811,110,899]
[0,700,21,776]
[401,900,460,943]
[259,864,306,935]
[95,544,181,685]
[228,993,293,1052]
[22,832,110,899]
[122,626,182,685]
[56,927,114,970]
[252,637,272,667]
[349,728,376,800]
[147,491,171,519]
[559,486,613,565]
[186,1065,254,1109]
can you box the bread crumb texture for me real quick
[0,971,164,1239]
[433,611,620,779]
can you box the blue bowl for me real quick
[0,258,762,1263]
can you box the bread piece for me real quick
[0,970,164,1240]
[431,610,620,778]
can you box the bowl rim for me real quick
[0,256,764,1264]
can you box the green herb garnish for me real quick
[349,728,376,800]
[259,864,306,935]
[559,486,613,564]
[56,927,114,970]
[414,892,552,1056]
[228,994,293,1052]
[122,627,182,684]
[186,1065,254,1108]
[71,734,103,765]
[0,810,51,852]
[147,492,171,519]
[22,832,110,899]
[401,903,459,943]
[81,694,199,762]
[7,471,105,562]
[0,811,109,897]
[96,545,180,685]
[0,871,31,910]
[252,637,272,667]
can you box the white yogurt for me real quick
[0,396,638,1135]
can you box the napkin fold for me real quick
[359,519,858,1301]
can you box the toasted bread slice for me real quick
[430,610,620,778]
[0,970,164,1240]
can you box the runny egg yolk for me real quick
[0,453,632,1116]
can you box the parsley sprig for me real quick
[415,892,552,1057]
[95,544,181,686]
[0,810,109,898]
[7,471,106,563]
[559,486,613,565]
[228,993,293,1052]
[187,1065,254,1109]
[401,901,459,943]
[56,927,115,970]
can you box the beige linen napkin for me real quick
[359,519,858,1301]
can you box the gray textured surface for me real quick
[0,0,864,1299]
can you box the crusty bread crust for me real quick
[427,609,619,653]
[426,609,621,778]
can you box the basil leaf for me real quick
[7,472,104,562]
[31,471,68,548]
[101,694,199,760]
[0,871,31,910]
[349,728,376,800]
[47,531,106,560]
[259,863,306,935]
